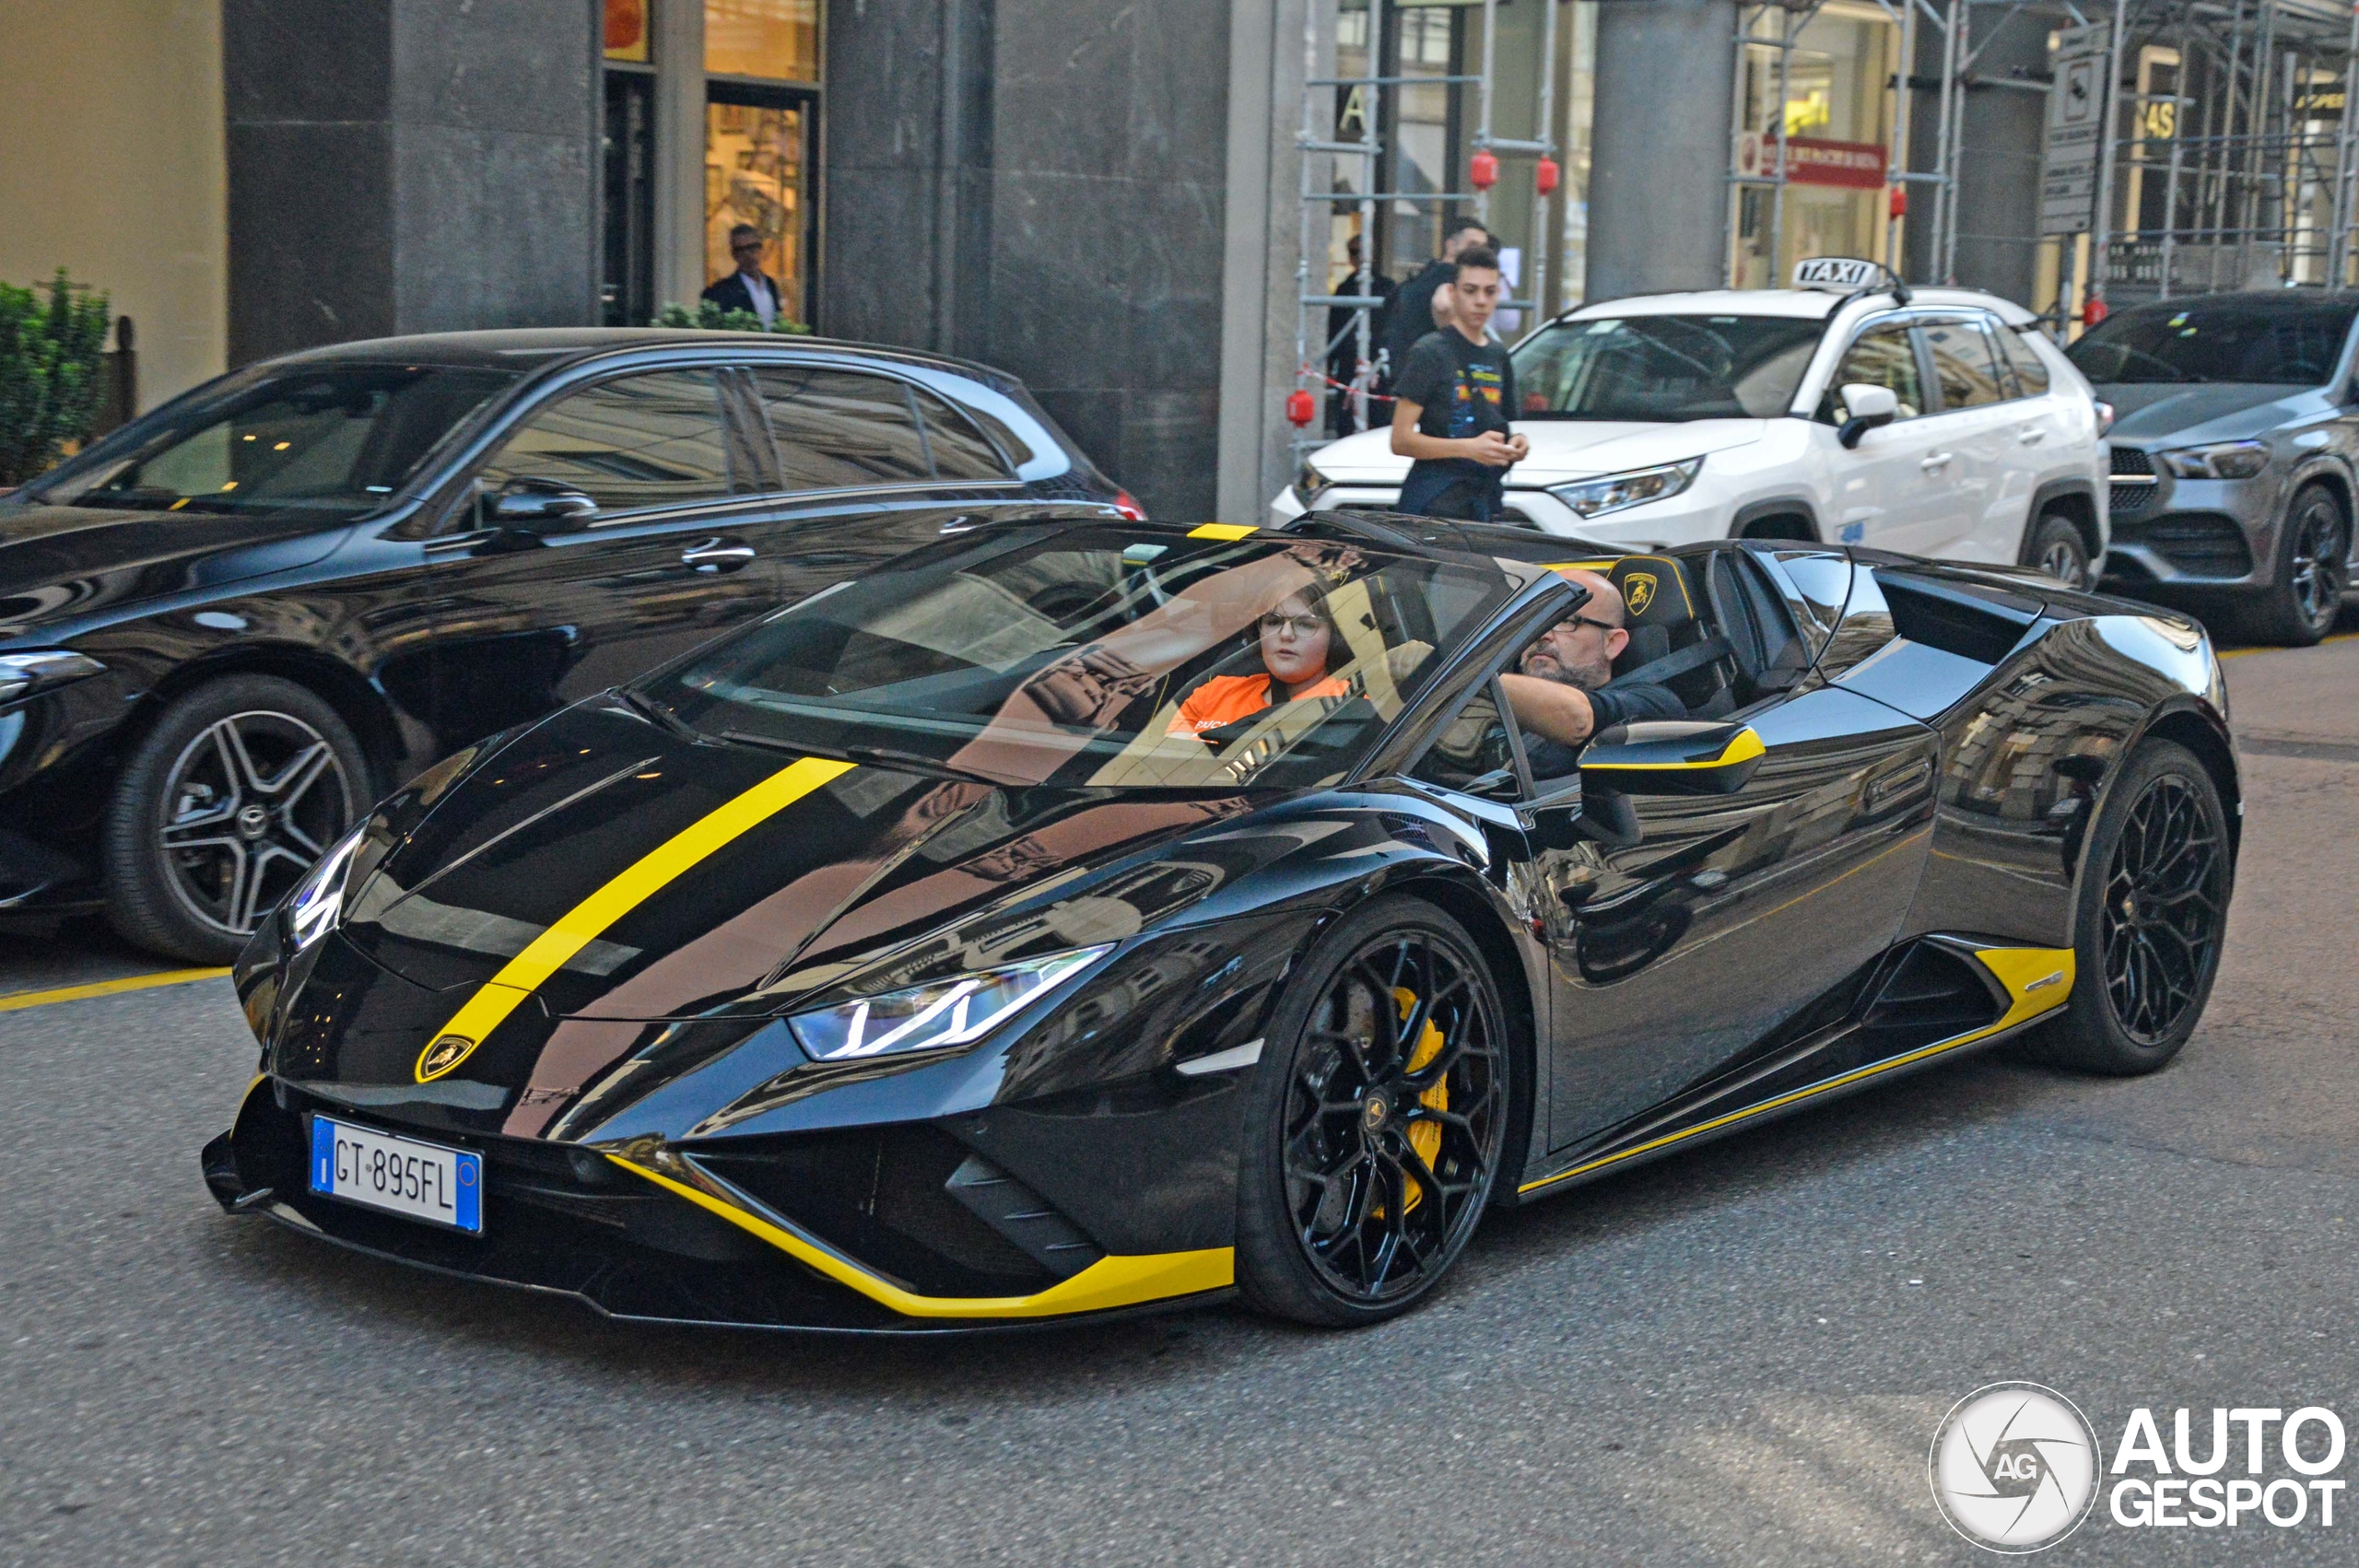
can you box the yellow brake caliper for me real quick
[1392,987,1449,1212]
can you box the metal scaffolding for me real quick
[1291,0,1563,458]
[1728,0,2359,311]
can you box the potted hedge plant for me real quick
[0,269,110,487]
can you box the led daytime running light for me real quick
[790,945,1114,1062]
[1547,457,1703,520]
[288,825,369,950]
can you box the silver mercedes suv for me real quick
[2070,290,2357,645]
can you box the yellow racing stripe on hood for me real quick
[416,755,853,1082]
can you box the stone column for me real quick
[1584,0,1739,300]
[222,0,599,364]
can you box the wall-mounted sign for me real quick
[2041,23,2110,236]
[1783,137,1887,190]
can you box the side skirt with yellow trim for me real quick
[1513,942,2075,1202]
[606,1149,1236,1324]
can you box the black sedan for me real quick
[204,515,2237,1330]
[0,330,1133,960]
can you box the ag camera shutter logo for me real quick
[1929,1382,2102,1552]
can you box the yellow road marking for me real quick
[0,966,230,1014]
[2218,630,2359,659]
[417,755,854,1081]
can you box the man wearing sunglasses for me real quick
[1500,568,1685,776]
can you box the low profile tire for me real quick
[101,675,367,964]
[1236,896,1511,1327]
[2024,740,2231,1076]
[2026,511,2093,591]
[2243,483,2348,646]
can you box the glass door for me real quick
[706,87,816,329]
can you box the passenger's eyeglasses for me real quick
[1259,614,1326,637]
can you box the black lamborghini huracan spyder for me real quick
[204,513,2237,1330]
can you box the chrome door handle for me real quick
[938,515,979,534]
[1920,452,1954,471]
[681,539,757,572]
[2018,427,2047,444]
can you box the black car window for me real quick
[1816,324,1924,423]
[752,366,933,489]
[1999,324,2051,396]
[913,388,1015,481]
[1921,319,2006,411]
[29,364,518,518]
[1810,563,1899,680]
[2066,298,2359,384]
[477,369,735,514]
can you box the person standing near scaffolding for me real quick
[1390,246,1527,522]
[1327,234,1396,436]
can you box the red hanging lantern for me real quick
[1470,148,1499,191]
[1888,185,1907,219]
[1285,389,1317,427]
[1534,157,1561,197]
[2083,297,2110,325]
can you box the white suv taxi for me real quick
[1275,262,2110,585]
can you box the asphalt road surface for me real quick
[6,625,2357,1567]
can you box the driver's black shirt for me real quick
[1520,676,1685,778]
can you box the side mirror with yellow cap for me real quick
[1579,720,1766,796]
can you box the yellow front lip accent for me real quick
[417,755,854,1082]
[1518,945,2074,1196]
[1584,726,1766,770]
[610,1154,1234,1320]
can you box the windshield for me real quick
[2067,298,2358,385]
[27,363,519,516]
[642,526,1516,791]
[1510,314,1826,420]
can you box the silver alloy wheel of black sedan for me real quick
[102,674,367,963]
[158,710,353,938]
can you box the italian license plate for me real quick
[308,1114,483,1235]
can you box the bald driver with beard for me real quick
[1498,568,1686,776]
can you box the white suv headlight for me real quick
[788,945,1115,1063]
[1547,457,1703,520]
[1297,457,1334,508]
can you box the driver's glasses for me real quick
[1260,614,1324,637]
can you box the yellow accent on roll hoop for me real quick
[609,1154,1235,1320]
[416,756,854,1082]
[1518,945,2074,1196]
[1187,522,1260,540]
[1586,726,1766,771]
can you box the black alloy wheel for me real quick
[2249,484,2349,646]
[102,675,367,963]
[2098,772,2228,1045]
[2022,739,2230,1075]
[1237,897,1510,1325]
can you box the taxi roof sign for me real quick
[1792,256,1885,291]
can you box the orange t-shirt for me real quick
[1168,673,1351,737]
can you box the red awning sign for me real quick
[1783,138,1887,190]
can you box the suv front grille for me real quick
[2141,512,2253,576]
[2108,447,2158,515]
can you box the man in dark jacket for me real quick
[702,224,785,327]
[1503,568,1685,777]
[1385,217,1491,378]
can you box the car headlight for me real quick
[2157,440,2270,480]
[1297,457,1334,509]
[287,823,370,950]
[0,649,105,705]
[1547,457,1704,520]
[788,944,1115,1063]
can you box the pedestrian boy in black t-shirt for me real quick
[1389,246,1528,522]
